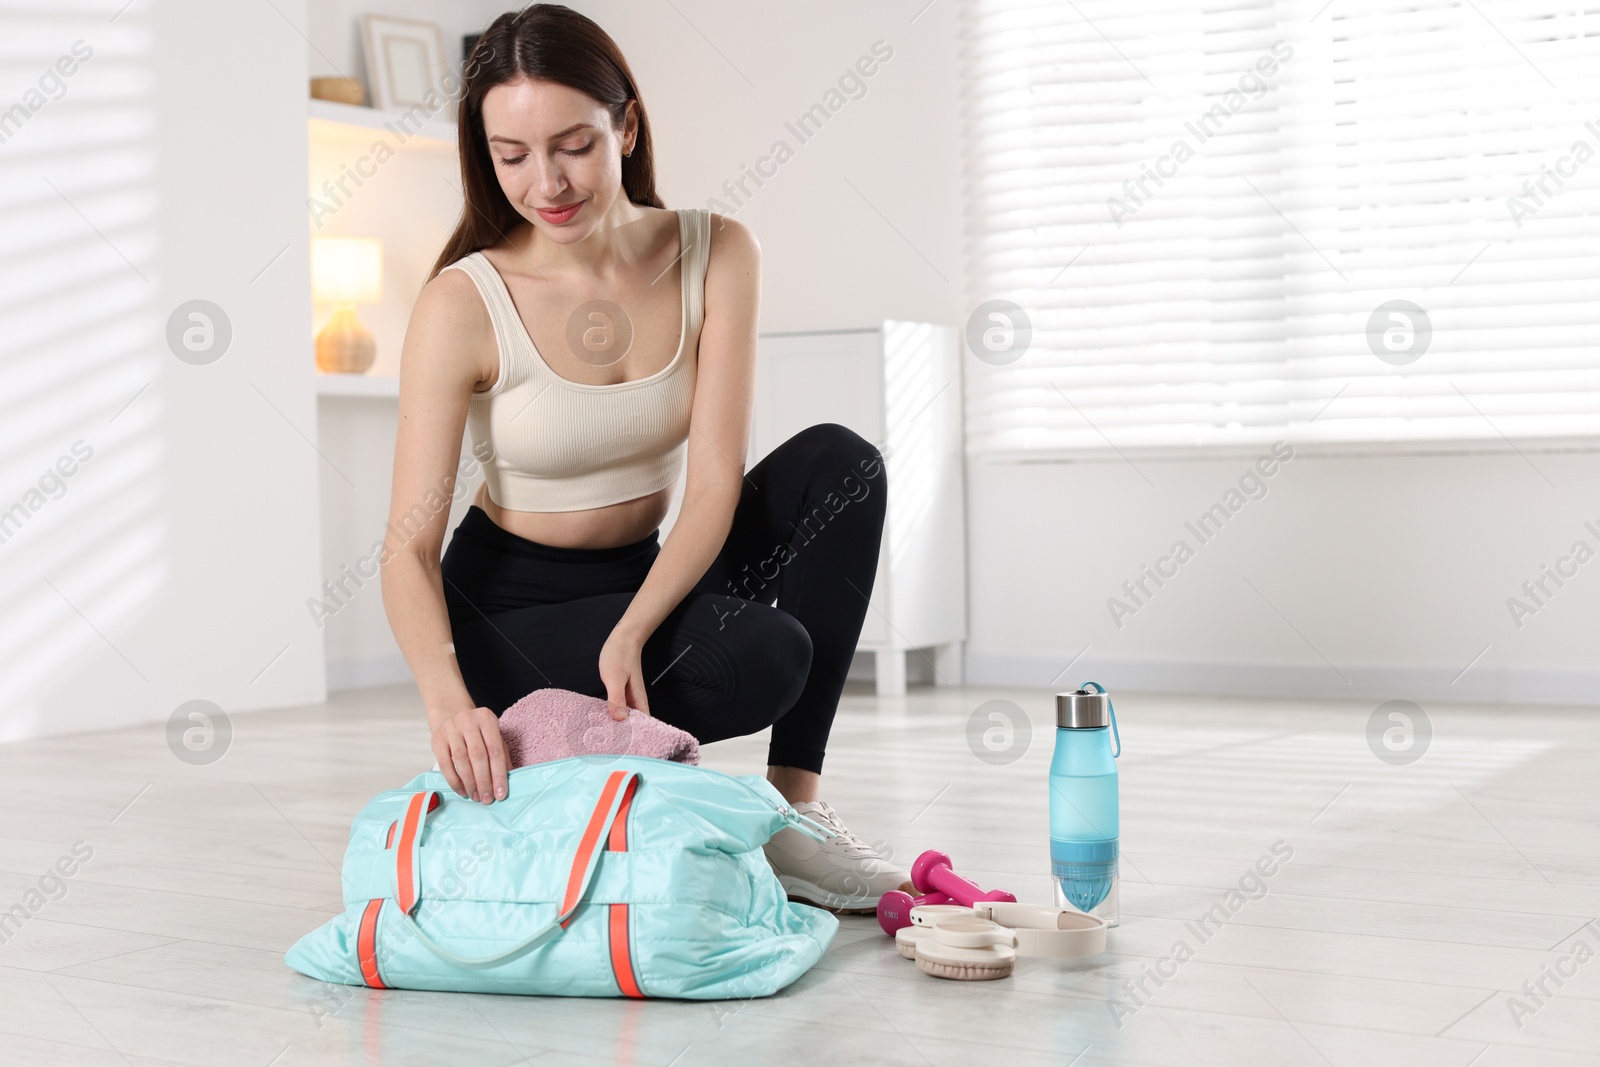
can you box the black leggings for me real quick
[439,423,887,774]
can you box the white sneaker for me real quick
[763,800,911,913]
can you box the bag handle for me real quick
[395,789,440,915]
[389,768,640,969]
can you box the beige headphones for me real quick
[894,901,1108,981]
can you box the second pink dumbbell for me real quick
[909,850,1017,907]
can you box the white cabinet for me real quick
[748,322,968,695]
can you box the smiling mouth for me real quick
[536,201,584,223]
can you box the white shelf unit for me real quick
[309,102,463,690]
[749,322,968,695]
[315,372,399,398]
[307,98,457,149]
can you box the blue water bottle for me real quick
[1050,682,1120,926]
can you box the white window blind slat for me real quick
[961,0,1600,456]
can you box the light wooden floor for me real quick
[1,683,1596,1066]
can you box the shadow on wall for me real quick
[0,10,162,741]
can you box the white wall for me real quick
[305,0,966,342]
[306,1,505,93]
[11,1,1567,744]
[301,1,1600,711]
[565,0,968,330]
[309,3,1599,712]
[305,0,969,329]
[0,0,323,740]
[964,445,1600,706]
[579,0,971,686]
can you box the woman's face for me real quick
[480,76,635,242]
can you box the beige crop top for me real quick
[441,206,710,512]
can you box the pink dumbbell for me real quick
[909,850,1017,907]
[876,889,953,936]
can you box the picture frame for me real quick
[360,14,447,110]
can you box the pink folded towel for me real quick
[498,687,700,768]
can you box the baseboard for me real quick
[846,648,941,685]
[328,648,1598,708]
[335,652,929,693]
[327,654,413,692]
[964,651,1600,707]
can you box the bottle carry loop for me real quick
[1080,681,1120,758]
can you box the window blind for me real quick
[959,0,1599,456]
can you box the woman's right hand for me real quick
[431,706,509,804]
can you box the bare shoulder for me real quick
[704,211,760,276]
[401,263,496,393]
[699,213,760,348]
[414,263,489,331]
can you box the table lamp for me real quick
[313,236,382,374]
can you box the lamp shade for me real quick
[312,236,382,304]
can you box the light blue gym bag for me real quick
[284,755,839,999]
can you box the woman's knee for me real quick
[727,603,812,726]
[790,422,884,476]
[772,607,813,691]
[781,424,887,517]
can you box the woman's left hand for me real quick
[598,626,651,721]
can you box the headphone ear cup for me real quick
[895,925,933,960]
[914,955,1014,981]
[913,936,1016,981]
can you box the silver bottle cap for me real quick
[1056,689,1110,729]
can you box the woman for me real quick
[379,5,907,912]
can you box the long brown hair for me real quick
[427,4,663,282]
